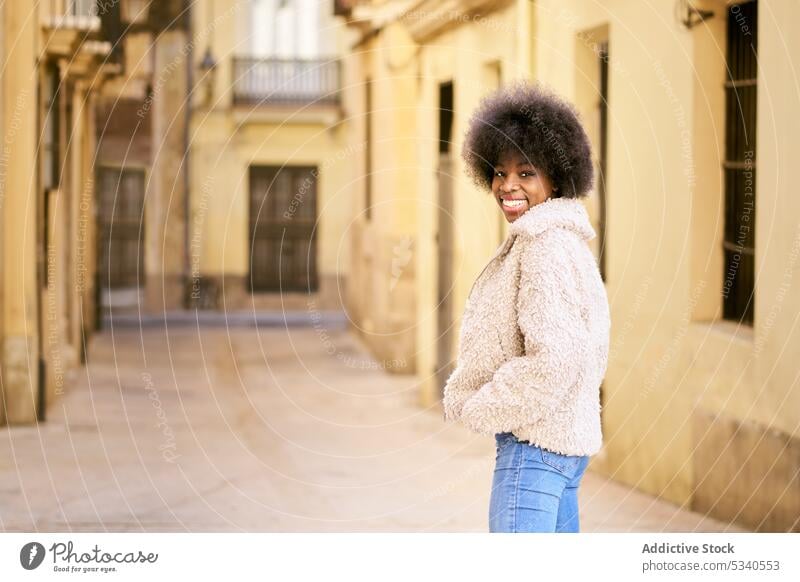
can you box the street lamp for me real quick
[199,46,217,73]
[198,0,217,106]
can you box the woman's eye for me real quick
[520,171,536,178]
[494,171,504,177]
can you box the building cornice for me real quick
[399,0,515,43]
[345,0,416,46]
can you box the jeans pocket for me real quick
[540,447,583,477]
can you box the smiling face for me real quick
[491,150,558,222]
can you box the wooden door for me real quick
[435,154,456,396]
[249,165,318,292]
[435,81,456,397]
[97,167,145,289]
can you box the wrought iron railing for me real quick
[46,0,100,29]
[232,57,341,106]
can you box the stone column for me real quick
[1,1,40,424]
[77,85,98,344]
[0,0,5,425]
[144,28,189,313]
[69,81,86,354]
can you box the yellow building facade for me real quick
[187,0,352,312]
[0,0,116,425]
[342,0,800,531]
[1,0,355,425]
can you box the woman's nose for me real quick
[500,179,519,192]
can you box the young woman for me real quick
[443,81,610,533]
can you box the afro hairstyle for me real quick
[461,80,594,198]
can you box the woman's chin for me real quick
[501,204,529,221]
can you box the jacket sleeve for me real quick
[442,366,470,422]
[460,231,591,435]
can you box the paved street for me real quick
[0,314,742,532]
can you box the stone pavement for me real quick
[0,313,743,532]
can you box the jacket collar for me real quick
[482,198,596,269]
[508,197,596,241]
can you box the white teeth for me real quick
[502,199,526,208]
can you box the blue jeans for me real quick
[489,432,591,533]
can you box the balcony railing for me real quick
[46,0,100,30]
[232,57,341,107]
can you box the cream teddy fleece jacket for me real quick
[442,197,610,457]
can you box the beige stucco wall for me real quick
[343,21,419,370]
[751,0,800,437]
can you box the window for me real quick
[722,0,757,325]
[42,64,61,191]
[248,0,321,59]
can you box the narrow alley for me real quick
[0,316,741,533]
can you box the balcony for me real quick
[232,57,341,108]
[44,0,101,31]
[43,0,102,58]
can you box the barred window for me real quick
[722,0,757,325]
